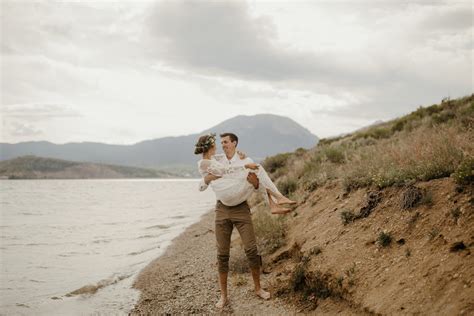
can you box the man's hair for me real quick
[220,133,238,146]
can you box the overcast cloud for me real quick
[1,0,472,144]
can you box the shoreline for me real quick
[130,208,291,314]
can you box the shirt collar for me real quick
[227,152,238,164]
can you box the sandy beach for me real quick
[130,208,292,315]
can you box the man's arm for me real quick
[242,156,259,189]
[247,172,259,190]
[198,174,221,191]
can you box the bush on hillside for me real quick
[278,176,298,196]
[262,153,292,174]
[452,157,474,185]
[252,207,287,255]
[324,146,346,164]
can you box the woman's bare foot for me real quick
[276,196,297,205]
[215,295,228,308]
[255,288,271,300]
[271,206,291,214]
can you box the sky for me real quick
[1,0,472,144]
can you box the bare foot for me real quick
[276,196,297,205]
[255,288,271,300]
[215,295,228,308]
[271,207,291,214]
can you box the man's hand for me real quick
[204,174,221,185]
[237,150,247,159]
[247,172,259,189]
[245,163,259,170]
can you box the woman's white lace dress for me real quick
[197,156,281,207]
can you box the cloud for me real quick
[8,121,43,137]
[2,103,82,120]
[146,1,352,87]
[146,0,471,122]
[418,6,473,31]
[1,0,471,143]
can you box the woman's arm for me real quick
[207,160,227,176]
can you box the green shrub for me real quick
[291,262,307,292]
[253,208,286,255]
[278,177,298,196]
[289,264,338,301]
[377,231,392,247]
[324,147,346,164]
[318,135,345,146]
[452,157,474,184]
[432,110,456,124]
[295,147,307,157]
[302,179,319,192]
[391,119,406,133]
[425,103,443,115]
[340,210,356,225]
[262,153,291,173]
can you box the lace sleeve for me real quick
[198,160,212,177]
[207,160,227,176]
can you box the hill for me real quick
[0,114,318,173]
[0,155,177,179]
[238,95,473,314]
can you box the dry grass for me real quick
[342,125,471,190]
[252,205,287,255]
[263,95,473,195]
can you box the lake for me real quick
[0,179,215,315]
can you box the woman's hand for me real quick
[245,163,259,170]
[237,150,247,159]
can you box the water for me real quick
[0,179,215,315]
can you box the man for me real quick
[199,132,271,308]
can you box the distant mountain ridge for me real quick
[0,155,177,179]
[0,114,319,170]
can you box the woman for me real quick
[195,133,296,214]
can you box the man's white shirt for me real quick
[198,152,255,192]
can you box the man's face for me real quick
[221,136,236,156]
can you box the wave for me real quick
[26,243,51,246]
[29,279,46,283]
[66,273,132,296]
[137,234,160,239]
[127,245,160,256]
[145,224,170,230]
[170,215,187,219]
[92,238,112,244]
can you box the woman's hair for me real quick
[194,133,216,155]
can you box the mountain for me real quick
[0,114,318,171]
[0,155,177,179]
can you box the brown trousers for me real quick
[215,200,262,273]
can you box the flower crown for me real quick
[195,133,216,152]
